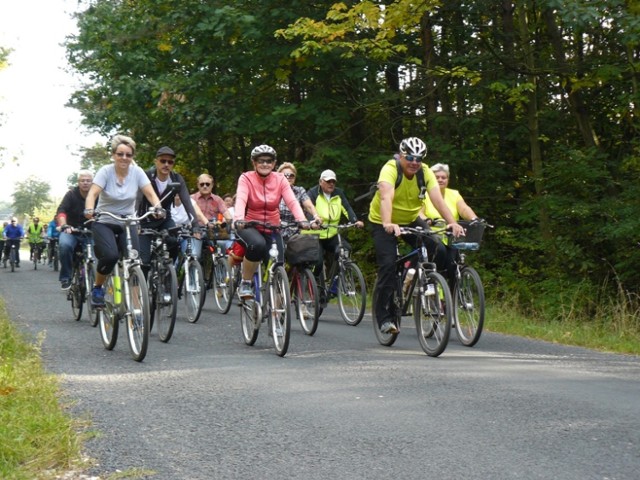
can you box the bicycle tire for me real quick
[85,263,99,327]
[371,277,401,346]
[70,265,84,321]
[453,266,485,347]
[125,266,150,362]
[240,299,260,346]
[184,259,206,323]
[270,265,291,356]
[154,263,178,343]
[213,256,233,314]
[292,267,319,336]
[99,275,119,350]
[337,262,367,326]
[10,246,16,272]
[33,247,38,270]
[414,271,452,357]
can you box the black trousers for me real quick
[92,222,139,276]
[236,227,284,264]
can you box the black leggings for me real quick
[236,227,284,264]
[92,222,139,276]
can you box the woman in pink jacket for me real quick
[234,145,309,299]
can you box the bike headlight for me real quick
[129,249,139,259]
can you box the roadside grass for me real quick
[0,298,86,479]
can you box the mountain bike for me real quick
[317,223,367,326]
[204,222,233,314]
[285,231,320,336]
[448,218,492,347]
[175,226,206,323]
[31,241,44,270]
[6,240,20,272]
[141,227,178,343]
[372,226,453,357]
[95,210,157,362]
[237,221,292,357]
[66,226,98,326]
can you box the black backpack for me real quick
[355,157,426,202]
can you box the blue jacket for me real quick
[3,224,24,240]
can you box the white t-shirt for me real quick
[94,164,150,224]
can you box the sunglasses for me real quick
[159,159,175,165]
[199,182,211,187]
[405,154,423,163]
[115,152,134,158]
[283,173,296,179]
[255,158,275,165]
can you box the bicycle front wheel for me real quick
[270,265,291,357]
[337,262,366,326]
[414,271,452,357]
[85,262,99,327]
[99,275,118,350]
[125,266,150,362]
[154,264,178,343]
[213,256,233,314]
[292,267,319,336]
[184,259,206,323]
[453,266,485,347]
[70,265,84,321]
[240,298,260,346]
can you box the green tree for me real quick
[12,177,51,218]
[66,143,112,187]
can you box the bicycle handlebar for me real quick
[95,208,162,224]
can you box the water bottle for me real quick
[403,268,415,297]
[329,276,338,295]
[269,243,279,259]
[113,275,121,304]
[454,242,479,251]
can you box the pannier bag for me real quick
[285,234,320,266]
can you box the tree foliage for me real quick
[11,177,51,218]
[66,0,640,317]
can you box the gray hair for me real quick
[110,134,136,155]
[430,163,449,176]
[77,169,93,179]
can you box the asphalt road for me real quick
[2,252,640,480]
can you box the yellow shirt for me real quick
[368,159,438,225]
[423,188,463,221]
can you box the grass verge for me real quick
[0,298,85,479]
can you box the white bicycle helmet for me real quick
[399,137,427,157]
[251,144,277,160]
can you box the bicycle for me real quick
[66,226,98,326]
[203,222,234,314]
[175,226,206,323]
[141,227,178,343]
[5,240,20,272]
[285,231,320,336]
[48,237,59,271]
[317,223,367,326]
[95,209,157,362]
[448,218,492,347]
[31,241,45,270]
[372,226,453,357]
[237,221,292,357]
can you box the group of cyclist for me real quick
[5,133,481,351]
[0,215,61,269]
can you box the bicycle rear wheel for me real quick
[70,265,84,321]
[292,267,319,336]
[240,299,261,346]
[453,266,485,347]
[414,271,452,357]
[53,246,59,271]
[337,262,366,326]
[99,275,118,350]
[125,266,150,362]
[184,258,206,323]
[270,265,291,356]
[213,256,233,314]
[153,264,178,343]
[372,278,401,346]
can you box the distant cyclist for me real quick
[3,217,24,268]
[46,217,60,267]
[368,137,464,335]
[27,217,45,262]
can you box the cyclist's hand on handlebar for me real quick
[383,222,401,236]
[355,220,364,229]
[83,209,95,220]
[152,206,166,219]
[448,222,465,238]
[297,220,311,230]
[310,217,322,230]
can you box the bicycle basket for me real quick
[451,220,485,248]
[285,233,320,266]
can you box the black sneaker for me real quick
[61,280,71,291]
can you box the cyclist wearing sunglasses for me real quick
[233,145,310,299]
[368,137,464,334]
[137,146,200,277]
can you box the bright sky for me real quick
[0,0,103,204]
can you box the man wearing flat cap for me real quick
[137,146,200,276]
[306,169,363,279]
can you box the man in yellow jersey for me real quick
[368,137,464,334]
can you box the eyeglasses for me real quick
[115,152,134,159]
[405,154,423,163]
[199,182,211,187]
[255,157,275,165]
[283,173,296,179]
[159,159,175,165]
